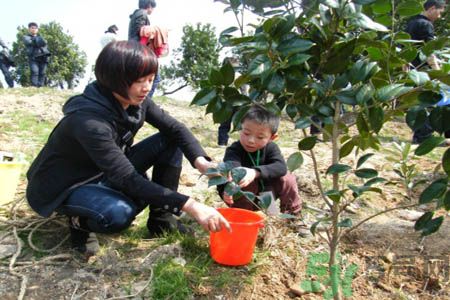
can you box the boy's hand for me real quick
[223,192,234,205]
[238,167,259,188]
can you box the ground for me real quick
[0,88,449,299]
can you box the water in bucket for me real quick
[210,207,264,266]
[0,152,26,206]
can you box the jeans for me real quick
[0,61,14,87]
[29,59,48,87]
[148,72,161,99]
[56,132,183,234]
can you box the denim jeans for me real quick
[148,72,161,99]
[29,59,48,87]
[218,118,232,146]
[56,133,183,233]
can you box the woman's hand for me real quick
[182,199,231,233]
[194,156,216,175]
[223,192,234,205]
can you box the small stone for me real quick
[397,209,424,221]
[0,244,17,259]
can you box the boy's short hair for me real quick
[139,0,156,9]
[95,40,158,99]
[241,104,280,134]
[424,0,445,10]
[28,22,38,28]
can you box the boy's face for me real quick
[29,26,38,36]
[239,119,277,153]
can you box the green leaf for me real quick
[352,13,388,32]
[277,37,313,56]
[231,167,246,183]
[337,218,352,228]
[408,70,430,85]
[258,192,273,209]
[371,0,391,14]
[354,0,376,4]
[356,85,374,104]
[419,178,448,204]
[340,140,355,159]
[191,88,217,106]
[325,189,342,202]
[287,152,304,172]
[336,90,357,105]
[279,213,297,219]
[356,113,369,135]
[287,54,311,67]
[225,181,241,196]
[355,168,378,179]
[414,136,446,156]
[357,153,374,168]
[295,117,312,129]
[397,1,423,17]
[376,84,409,102]
[418,91,443,106]
[205,167,220,176]
[208,176,229,187]
[326,164,352,175]
[414,212,434,231]
[364,177,386,186]
[220,26,238,36]
[210,69,224,86]
[220,61,235,86]
[298,136,317,151]
[443,148,450,176]
[266,72,285,94]
[420,216,444,236]
[406,107,427,131]
[369,107,384,133]
[213,102,234,123]
[243,191,255,201]
[248,54,272,76]
[444,190,450,211]
[286,104,297,119]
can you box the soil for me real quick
[0,88,449,299]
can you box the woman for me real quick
[26,40,230,255]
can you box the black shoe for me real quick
[68,217,99,255]
[147,210,192,238]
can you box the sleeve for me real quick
[34,36,47,47]
[135,11,150,37]
[144,100,209,166]
[72,115,188,215]
[23,35,34,47]
[421,21,435,42]
[255,143,287,180]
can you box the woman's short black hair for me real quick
[95,40,158,99]
[139,0,156,9]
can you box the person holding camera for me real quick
[0,37,14,88]
[23,22,51,87]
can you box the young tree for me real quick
[159,23,220,95]
[195,1,449,298]
[11,21,87,88]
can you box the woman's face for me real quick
[114,74,154,109]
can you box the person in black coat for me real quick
[23,22,51,87]
[26,40,230,255]
[0,37,14,88]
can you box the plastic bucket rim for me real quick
[217,207,265,227]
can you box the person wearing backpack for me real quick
[23,22,51,87]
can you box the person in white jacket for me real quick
[100,25,119,48]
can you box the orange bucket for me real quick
[210,207,264,266]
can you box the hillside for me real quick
[0,87,449,299]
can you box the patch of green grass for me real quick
[150,258,193,299]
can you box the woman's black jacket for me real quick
[26,82,207,217]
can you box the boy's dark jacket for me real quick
[128,9,150,41]
[217,141,287,195]
[26,82,207,217]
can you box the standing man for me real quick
[0,37,14,88]
[23,22,51,87]
[128,0,160,99]
[405,0,445,144]
[406,0,445,70]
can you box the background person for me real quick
[26,41,230,255]
[23,22,51,87]
[100,24,119,48]
[0,37,14,88]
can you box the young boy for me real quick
[217,105,302,215]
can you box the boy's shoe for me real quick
[146,211,193,238]
[68,217,99,255]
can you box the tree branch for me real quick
[162,83,189,96]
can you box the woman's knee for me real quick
[102,201,136,232]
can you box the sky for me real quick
[0,0,257,97]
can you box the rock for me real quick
[397,209,424,221]
[0,244,17,260]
